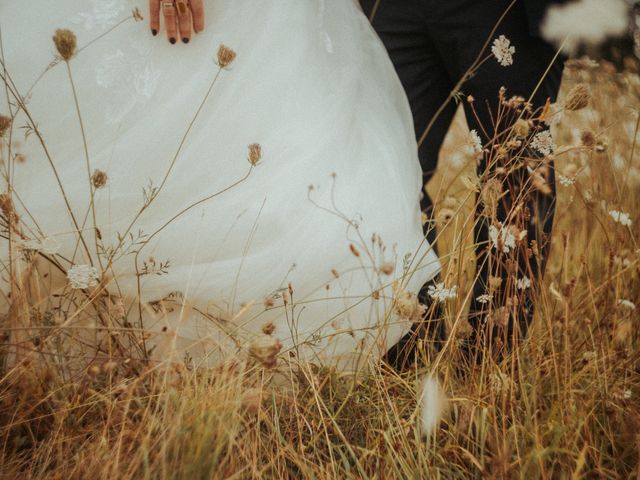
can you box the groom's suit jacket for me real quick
[523,0,569,35]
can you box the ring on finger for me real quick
[175,0,189,15]
[162,1,174,11]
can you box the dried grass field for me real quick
[1,43,640,480]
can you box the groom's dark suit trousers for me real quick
[360,0,565,364]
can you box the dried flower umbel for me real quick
[0,115,11,137]
[564,83,592,111]
[217,44,236,68]
[53,29,77,61]
[581,129,596,148]
[248,143,262,166]
[91,169,108,189]
[249,335,282,368]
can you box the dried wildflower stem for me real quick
[0,68,93,265]
[132,165,255,321]
[23,16,136,101]
[417,0,518,149]
[105,67,225,271]
[64,61,102,270]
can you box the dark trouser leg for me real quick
[361,1,457,368]
[426,0,565,358]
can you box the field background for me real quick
[1,59,640,478]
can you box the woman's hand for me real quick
[149,0,205,44]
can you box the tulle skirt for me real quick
[0,0,440,369]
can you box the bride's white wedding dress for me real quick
[0,0,440,369]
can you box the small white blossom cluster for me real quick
[609,210,632,227]
[20,237,61,255]
[427,282,458,303]
[617,299,636,310]
[469,129,483,154]
[476,294,493,304]
[67,264,100,289]
[489,222,516,253]
[491,35,515,67]
[531,130,556,156]
[516,276,531,290]
[558,174,575,187]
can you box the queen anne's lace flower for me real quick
[21,237,61,255]
[491,35,515,66]
[67,264,100,289]
[489,222,516,253]
[558,175,575,187]
[531,130,556,156]
[516,276,531,290]
[476,294,493,304]
[609,210,632,227]
[427,282,458,303]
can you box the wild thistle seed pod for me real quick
[53,29,77,61]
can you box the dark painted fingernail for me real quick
[151,28,157,36]
[169,37,176,44]
[182,37,189,44]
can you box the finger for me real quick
[176,0,192,43]
[189,0,205,33]
[149,0,160,35]
[162,1,178,44]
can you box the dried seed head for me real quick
[349,243,360,257]
[512,119,530,138]
[480,178,503,217]
[217,44,236,68]
[261,322,275,335]
[0,115,11,137]
[91,169,108,189]
[249,335,282,368]
[248,143,261,166]
[580,129,596,148]
[53,29,77,61]
[379,262,395,276]
[393,281,426,322]
[564,83,591,111]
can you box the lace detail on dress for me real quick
[95,43,159,124]
[72,0,129,30]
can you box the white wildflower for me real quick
[558,175,575,187]
[427,282,458,303]
[67,264,100,289]
[516,276,531,290]
[491,35,515,67]
[618,299,637,310]
[624,389,632,400]
[541,0,628,55]
[20,237,61,255]
[609,210,632,227]
[419,376,447,436]
[469,129,483,154]
[489,222,516,253]
[476,294,493,304]
[531,130,556,156]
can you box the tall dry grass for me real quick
[1,18,640,480]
